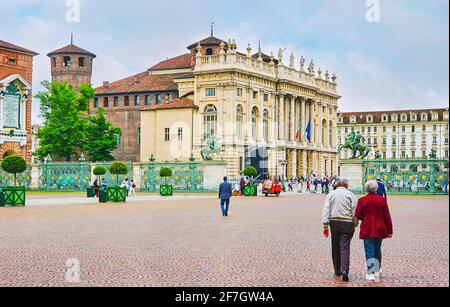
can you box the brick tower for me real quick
[47,35,96,89]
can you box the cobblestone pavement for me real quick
[0,194,448,287]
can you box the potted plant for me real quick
[107,162,128,202]
[1,155,27,206]
[90,166,107,198]
[159,167,174,196]
[242,166,258,197]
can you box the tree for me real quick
[35,81,94,161]
[160,167,173,185]
[109,162,128,186]
[85,108,121,162]
[1,156,27,187]
[93,166,107,182]
[243,166,257,178]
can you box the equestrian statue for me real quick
[201,135,224,161]
[338,131,370,159]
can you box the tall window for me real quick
[205,88,216,97]
[78,57,85,67]
[138,128,141,145]
[322,119,327,144]
[164,128,170,142]
[251,107,259,140]
[114,96,119,107]
[124,96,130,106]
[236,105,243,140]
[178,128,183,141]
[134,95,140,106]
[263,109,269,142]
[145,95,151,106]
[94,98,99,108]
[329,122,333,146]
[263,93,269,102]
[155,94,162,105]
[237,88,243,97]
[103,97,109,108]
[204,105,217,138]
[63,56,71,67]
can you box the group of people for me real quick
[91,178,137,197]
[322,178,392,282]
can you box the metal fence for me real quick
[0,165,32,187]
[364,158,449,195]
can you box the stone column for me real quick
[290,96,295,141]
[31,164,40,189]
[279,94,285,141]
[301,98,306,144]
[318,101,323,146]
[309,100,315,144]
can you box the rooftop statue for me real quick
[338,131,370,159]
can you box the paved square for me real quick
[0,194,448,287]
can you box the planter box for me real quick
[243,185,257,197]
[1,187,26,207]
[107,187,127,203]
[87,187,95,198]
[160,185,173,196]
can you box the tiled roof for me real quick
[187,36,225,50]
[0,40,38,56]
[173,72,194,79]
[142,98,198,111]
[149,53,192,71]
[95,72,180,95]
[339,108,449,124]
[47,44,96,58]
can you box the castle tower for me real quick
[47,35,96,89]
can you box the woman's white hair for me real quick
[365,180,379,194]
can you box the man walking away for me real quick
[376,178,387,199]
[219,177,233,217]
[322,179,359,282]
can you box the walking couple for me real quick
[322,179,393,282]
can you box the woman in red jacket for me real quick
[356,180,394,282]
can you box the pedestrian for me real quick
[306,179,311,192]
[93,179,100,197]
[101,178,108,190]
[129,180,137,197]
[356,180,394,282]
[219,176,233,217]
[240,177,246,196]
[322,179,359,282]
[376,178,387,199]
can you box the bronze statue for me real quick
[201,135,224,161]
[338,131,370,159]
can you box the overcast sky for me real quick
[0,0,448,124]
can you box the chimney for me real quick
[103,81,109,87]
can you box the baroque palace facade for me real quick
[0,40,38,162]
[337,109,450,160]
[92,34,341,178]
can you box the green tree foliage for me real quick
[243,166,257,178]
[1,155,27,186]
[35,81,94,161]
[160,167,173,184]
[109,162,128,186]
[93,166,107,181]
[85,108,121,162]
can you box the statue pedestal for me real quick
[339,159,364,194]
[203,161,227,191]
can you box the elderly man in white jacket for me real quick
[322,179,358,282]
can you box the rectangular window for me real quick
[138,128,141,145]
[8,58,17,65]
[178,128,183,141]
[423,125,426,131]
[205,88,216,97]
[114,96,119,107]
[134,95,140,106]
[103,97,109,108]
[263,93,269,102]
[393,126,396,132]
[78,57,85,67]
[63,56,71,67]
[412,151,416,158]
[392,151,397,159]
[383,152,387,159]
[156,94,162,104]
[253,91,258,100]
[165,128,170,142]
[94,98,99,108]
[237,88,243,97]
[412,125,415,133]
[402,151,406,159]
[124,96,130,106]
[145,95,151,106]
[383,126,387,133]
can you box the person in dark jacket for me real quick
[376,178,387,199]
[219,177,233,217]
[356,180,394,282]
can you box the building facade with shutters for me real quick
[337,109,450,161]
[92,34,341,179]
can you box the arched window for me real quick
[322,119,327,144]
[204,104,217,138]
[251,107,259,140]
[263,109,269,142]
[329,121,333,146]
[236,105,243,140]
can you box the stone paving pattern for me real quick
[0,194,448,287]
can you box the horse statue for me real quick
[201,135,224,161]
[338,131,370,159]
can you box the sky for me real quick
[0,0,448,124]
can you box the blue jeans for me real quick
[220,199,230,215]
[364,239,383,274]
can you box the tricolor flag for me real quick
[305,121,312,142]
